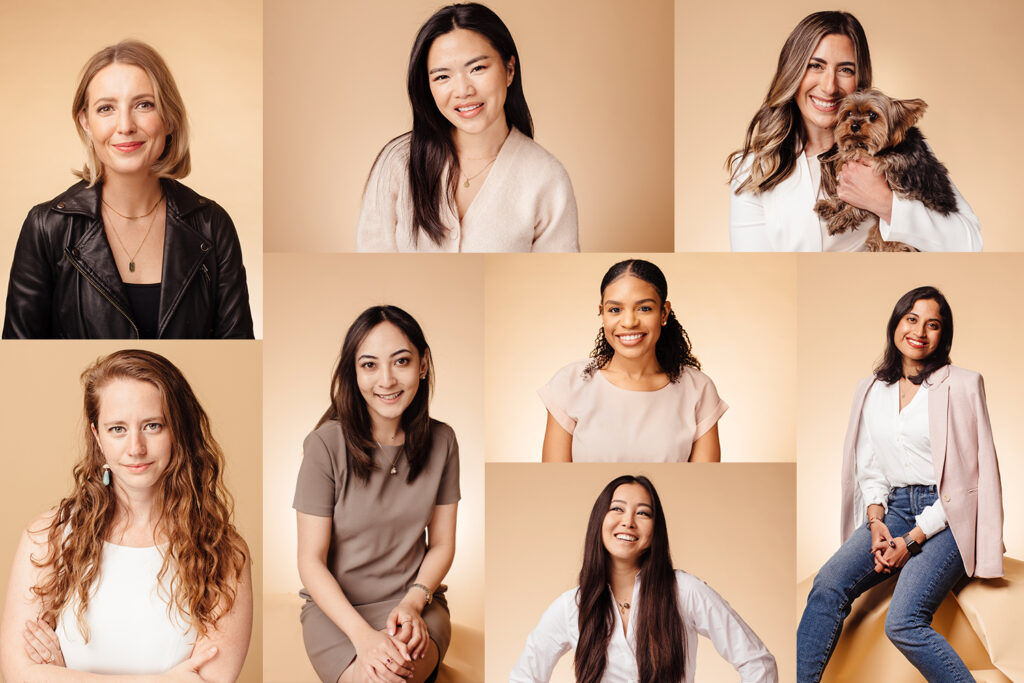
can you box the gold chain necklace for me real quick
[461,156,497,188]
[101,192,164,220]
[103,197,163,273]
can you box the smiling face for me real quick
[77,62,167,180]
[599,275,669,362]
[91,378,172,492]
[893,298,943,365]
[601,483,654,568]
[795,33,857,138]
[426,28,513,142]
[355,322,429,432]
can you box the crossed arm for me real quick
[0,513,253,683]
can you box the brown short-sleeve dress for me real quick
[293,419,461,682]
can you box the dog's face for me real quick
[833,89,927,154]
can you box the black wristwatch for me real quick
[902,533,922,556]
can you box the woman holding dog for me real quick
[728,11,982,252]
[796,286,1003,682]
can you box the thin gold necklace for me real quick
[103,197,163,273]
[461,157,497,188]
[102,192,164,220]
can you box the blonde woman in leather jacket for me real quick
[2,40,253,339]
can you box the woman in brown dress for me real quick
[294,305,459,683]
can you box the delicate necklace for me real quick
[461,157,497,188]
[102,193,164,220]
[616,599,631,617]
[375,437,402,475]
[103,197,163,273]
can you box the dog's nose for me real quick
[850,123,860,133]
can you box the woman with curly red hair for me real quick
[0,349,252,681]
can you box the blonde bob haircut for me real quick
[728,11,871,195]
[72,40,191,186]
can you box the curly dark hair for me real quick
[583,259,700,382]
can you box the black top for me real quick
[123,282,161,339]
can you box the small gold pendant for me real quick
[129,261,135,273]
[463,179,470,188]
[390,465,398,475]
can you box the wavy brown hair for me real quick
[32,350,247,641]
[727,11,871,194]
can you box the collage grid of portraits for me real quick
[1,1,1023,683]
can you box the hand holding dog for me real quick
[838,159,893,224]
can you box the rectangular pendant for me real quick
[129,261,135,273]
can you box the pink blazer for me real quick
[839,365,1004,578]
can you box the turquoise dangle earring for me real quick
[102,464,111,487]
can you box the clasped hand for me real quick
[869,520,911,574]
[353,623,417,683]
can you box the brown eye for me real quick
[868,112,878,122]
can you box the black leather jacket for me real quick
[3,179,254,339]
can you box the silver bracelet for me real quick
[411,582,432,605]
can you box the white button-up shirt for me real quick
[856,379,948,538]
[510,571,777,682]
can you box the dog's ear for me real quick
[889,98,927,145]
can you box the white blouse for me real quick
[856,379,949,538]
[56,543,195,674]
[510,571,777,683]
[729,150,982,252]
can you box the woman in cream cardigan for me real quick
[727,11,981,252]
[356,2,578,253]
[797,286,1002,682]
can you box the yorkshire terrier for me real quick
[814,89,957,252]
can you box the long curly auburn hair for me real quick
[32,350,247,641]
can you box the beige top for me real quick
[293,419,460,605]
[539,360,728,463]
[355,127,579,252]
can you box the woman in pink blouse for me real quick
[539,259,727,462]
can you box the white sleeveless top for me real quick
[56,543,196,673]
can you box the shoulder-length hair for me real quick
[33,350,247,641]
[72,39,191,186]
[317,305,435,483]
[727,11,871,194]
[405,2,533,246]
[874,285,953,385]
[584,259,700,382]
[576,475,685,683]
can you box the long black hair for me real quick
[584,259,700,382]
[406,2,533,246]
[317,305,435,483]
[576,475,685,683]
[873,285,953,385]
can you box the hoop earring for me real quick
[102,464,111,487]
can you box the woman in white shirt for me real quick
[727,11,981,252]
[512,475,777,683]
[0,350,252,682]
[356,2,579,253]
[797,286,1004,682]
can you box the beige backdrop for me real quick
[0,0,263,335]
[797,254,1024,580]
[0,341,262,682]
[487,463,795,681]
[485,253,797,462]
[264,0,673,253]
[262,254,484,681]
[676,0,1024,251]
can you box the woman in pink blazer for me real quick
[797,285,1004,683]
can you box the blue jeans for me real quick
[797,486,971,682]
